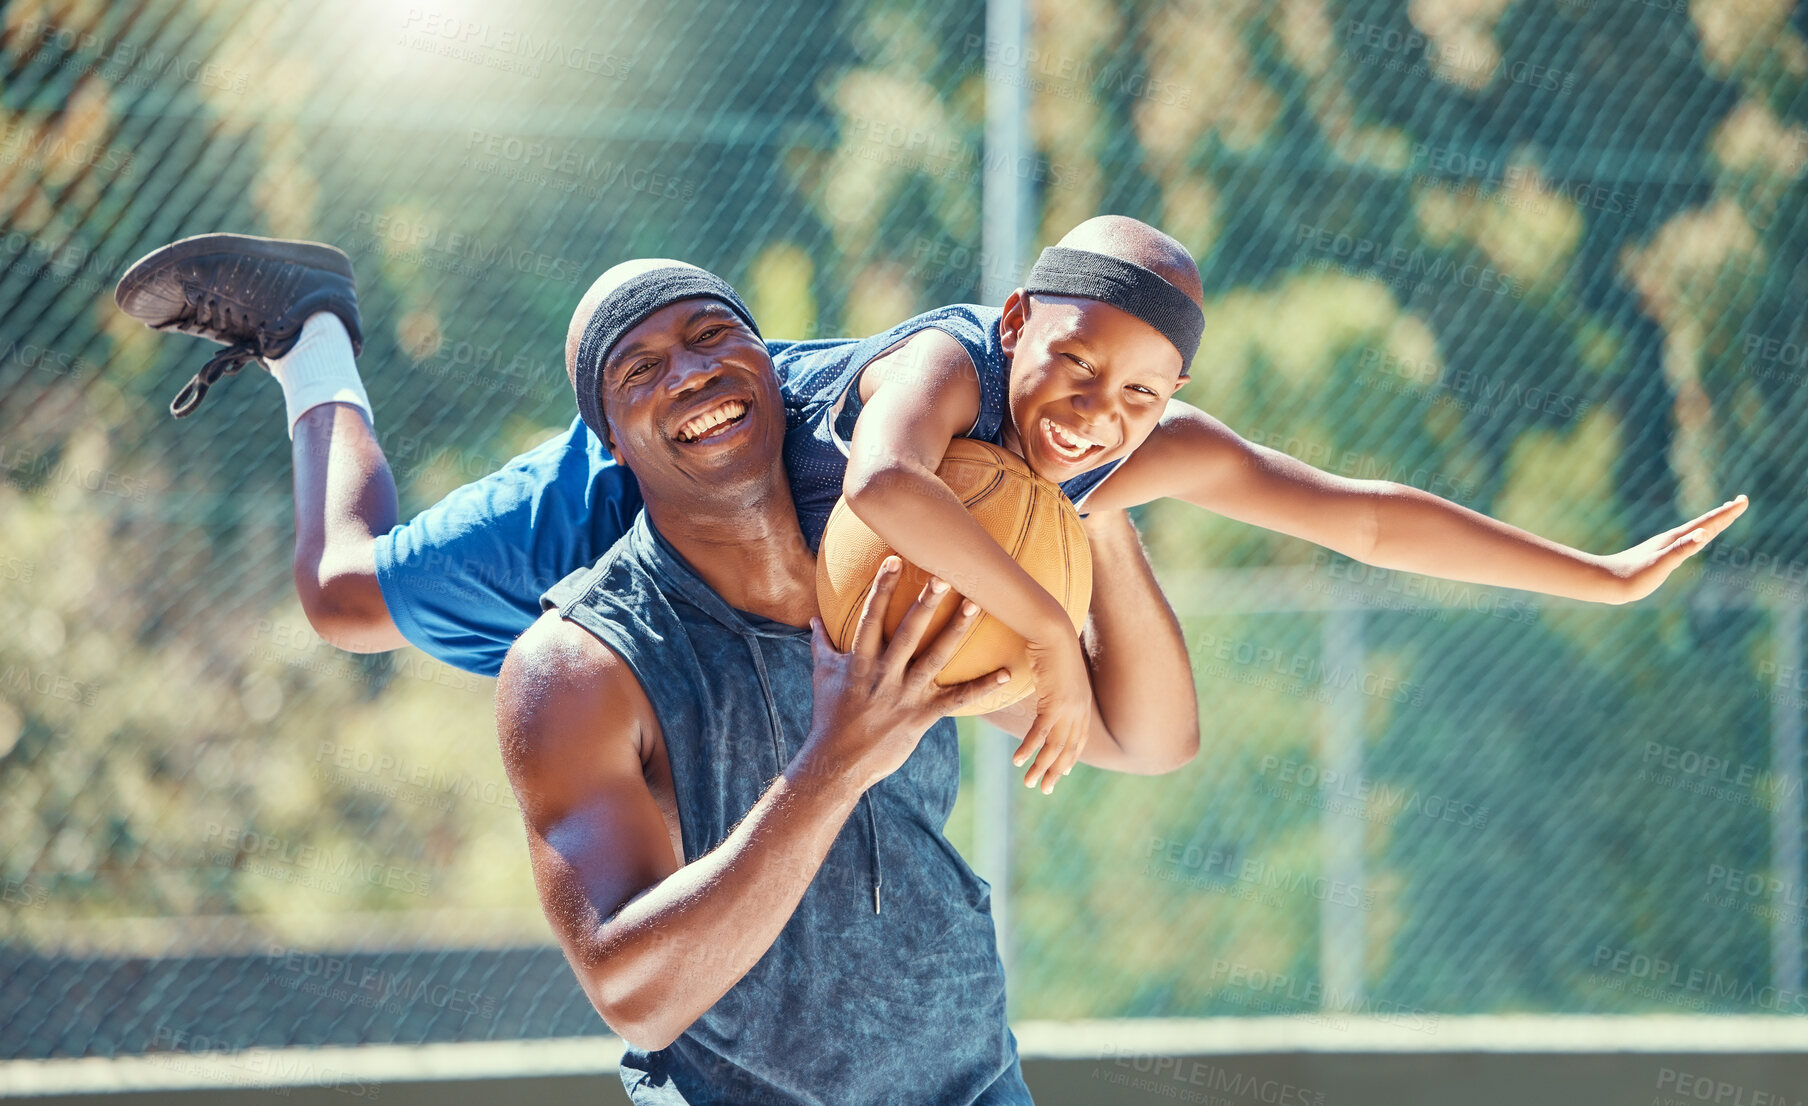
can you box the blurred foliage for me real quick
[3,0,1808,1048]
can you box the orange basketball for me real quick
[815,438,1093,715]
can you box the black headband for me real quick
[572,266,761,441]
[1022,246,1203,376]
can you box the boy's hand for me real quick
[1599,495,1749,604]
[1014,633,1094,794]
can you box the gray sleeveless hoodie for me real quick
[541,513,1032,1105]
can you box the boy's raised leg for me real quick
[115,233,405,653]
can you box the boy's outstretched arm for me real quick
[983,506,1200,776]
[840,329,1095,794]
[1086,400,1749,604]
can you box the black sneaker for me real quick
[114,232,365,418]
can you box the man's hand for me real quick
[802,556,1010,794]
[1599,494,1750,604]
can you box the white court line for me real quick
[6,1017,1808,1096]
[1012,1014,1808,1056]
[0,1037,621,1096]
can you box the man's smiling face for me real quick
[598,297,786,503]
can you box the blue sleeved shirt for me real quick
[373,415,642,677]
[374,316,1124,676]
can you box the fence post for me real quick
[1773,598,1803,996]
[977,0,1030,986]
[1321,607,1367,1008]
[982,0,1030,305]
[975,722,1015,981]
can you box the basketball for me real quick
[815,438,1093,715]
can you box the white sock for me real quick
[267,313,374,438]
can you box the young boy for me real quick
[115,217,1749,792]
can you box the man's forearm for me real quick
[1077,510,1198,773]
[291,402,406,651]
[1365,482,1612,601]
[581,747,865,1050]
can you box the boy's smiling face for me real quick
[997,290,1188,483]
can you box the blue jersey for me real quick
[374,308,1124,676]
[780,304,1122,548]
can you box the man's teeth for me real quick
[676,399,747,442]
[1043,418,1100,460]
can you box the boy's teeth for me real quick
[1044,418,1096,459]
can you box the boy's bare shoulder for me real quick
[857,325,981,402]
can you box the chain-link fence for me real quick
[3,0,1807,1063]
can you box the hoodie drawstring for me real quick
[864,793,882,914]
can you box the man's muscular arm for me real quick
[983,507,1199,777]
[497,564,1007,1050]
[290,403,405,651]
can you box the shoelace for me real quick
[167,289,267,418]
[169,341,261,418]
